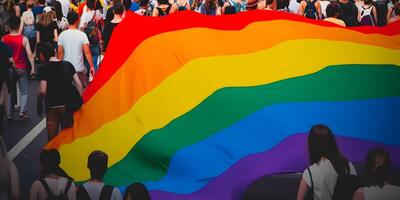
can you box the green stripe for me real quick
[104,64,400,186]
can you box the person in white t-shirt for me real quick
[352,148,400,200]
[77,151,122,200]
[296,124,357,200]
[58,11,95,88]
[29,149,76,200]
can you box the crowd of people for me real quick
[1,124,400,199]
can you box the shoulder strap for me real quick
[77,185,91,200]
[312,0,317,4]
[307,168,314,194]
[62,179,72,196]
[99,185,114,200]
[40,179,54,197]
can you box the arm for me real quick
[53,29,59,42]
[39,80,47,95]
[23,37,35,75]
[152,8,159,16]
[372,6,378,25]
[298,2,305,16]
[15,5,21,17]
[18,14,24,35]
[316,1,322,19]
[58,45,64,60]
[72,73,84,95]
[387,7,393,21]
[10,162,20,200]
[29,181,40,200]
[36,30,40,44]
[352,188,365,200]
[296,178,308,200]
[83,43,95,76]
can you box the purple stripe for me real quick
[150,134,400,200]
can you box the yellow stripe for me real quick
[59,39,400,181]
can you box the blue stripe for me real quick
[144,97,400,193]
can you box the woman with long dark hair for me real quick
[296,124,357,200]
[200,0,221,15]
[352,149,400,200]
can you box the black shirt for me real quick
[105,6,115,24]
[102,22,119,52]
[36,21,58,44]
[39,61,76,107]
[0,41,12,85]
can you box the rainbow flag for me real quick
[46,11,400,199]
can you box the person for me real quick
[79,0,103,73]
[324,2,346,26]
[288,0,301,13]
[135,0,152,15]
[2,16,35,121]
[29,149,76,200]
[358,0,378,26]
[257,0,277,10]
[388,2,400,23]
[14,0,27,17]
[296,124,357,200]
[32,0,46,19]
[352,148,400,200]
[18,0,36,51]
[123,0,132,11]
[171,0,190,12]
[52,1,69,32]
[36,10,59,50]
[77,151,122,200]
[298,0,322,19]
[105,0,122,23]
[129,0,141,11]
[319,0,330,18]
[223,0,246,13]
[103,2,124,52]
[57,0,70,17]
[0,136,20,199]
[123,183,151,200]
[152,0,175,16]
[37,42,83,141]
[58,11,95,88]
[387,0,398,22]
[0,30,15,135]
[200,0,221,15]
[338,0,360,26]
[0,0,16,34]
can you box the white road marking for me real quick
[7,118,46,160]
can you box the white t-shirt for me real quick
[57,0,70,18]
[302,159,357,200]
[363,184,400,200]
[289,0,301,14]
[319,0,330,18]
[58,29,89,73]
[79,9,102,30]
[82,182,122,200]
[32,177,76,200]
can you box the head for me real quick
[113,2,124,15]
[67,11,80,27]
[39,10,55,26]
[8,16,21,31]
[40,149,61,176]
[123,0,132,10]
[326,2,340,18]
[86,0,97,10]
[224,5,236,14]
[363,148,391,188]
[26,0,35,9]
[123,183,151,200]
[38,0,46,5]
[38,42,56,62]
[364,0,372,4]
[308,124,349,175]
[88,151,108,180]
[204,0,217,10]
[51,1,63,20]
[139,0,149,8]
[265,0,277,9]
[157,0,169,5]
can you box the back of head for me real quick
[157,0,169,5]
[113,3,125,15]
[363,148,391,188]
[8,16,21,31]
[364,0,372,5]
[123,0,132,10]
[86,0,102,10]
[139,0,149,7]
[88,151,108,180]
[26,0,35,9]
[308,124,349,175]
[326,2,339,18]
[67,11,79,26]
[224,6,237,14]
[51,1,63,20]
[40,149,67,178]
[123,183,151,200]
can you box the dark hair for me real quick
[139,0,149,7]
[326,2,339,18]
[224,5,236,14]
[363,148,391,188]
[51,1,63,21]
[364,0,372,5]
[204,0,217,14]
[123,0,132,10]
[123,183,151,200]
[26,0,35,9]
[308,124,350,175]
[40,149,71,179]
[157,0,170,5]
[265,0,274,5]
[38,0,46,5]
[395,2,400,16]
[277,0,289,9]
[67,11,79,25]
[88,151,108,180]
[8,16,21,30]
[113,2,124,15]
[86,0,99,10]
[38,42,55,61]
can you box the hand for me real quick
[30,69,35,75]
[90,67,95,78]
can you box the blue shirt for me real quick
[129,2,140,11]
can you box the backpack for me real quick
[332,174,362,200]
[177,2,188,11]
[304,167,314,200]
[156,5,172,16]
[360,5,375,26]
[40,179,72,200]
[304,0,318,19]
[77,184,114,200]
[83,12,101,46]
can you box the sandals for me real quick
[19,113,29,120]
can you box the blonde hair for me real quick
[38,11,55,26]
[0,136,11,193]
